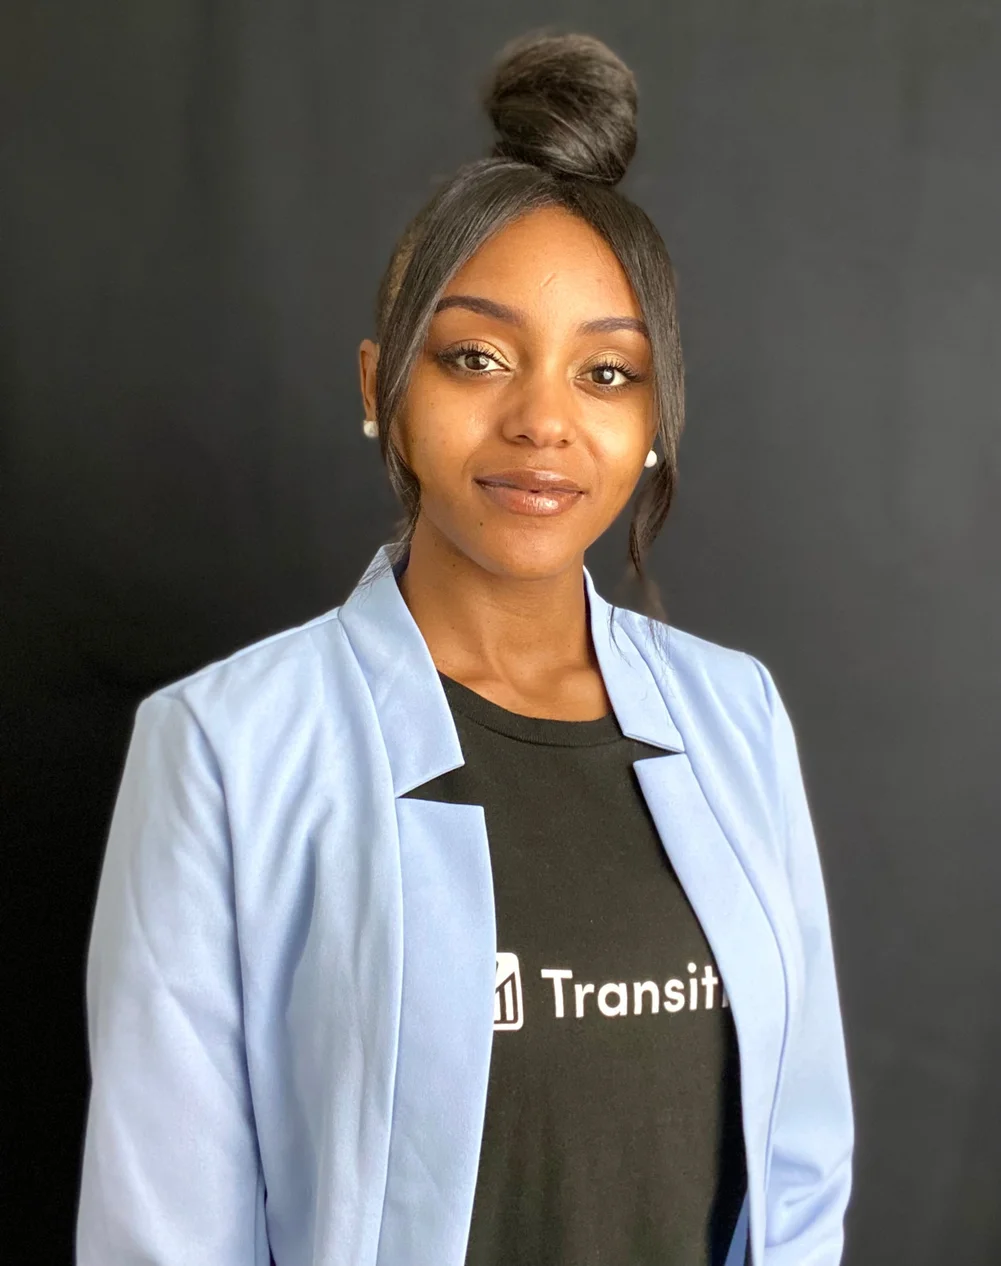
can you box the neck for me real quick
[397,516,609,718]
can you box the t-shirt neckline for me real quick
[438,671,625,748]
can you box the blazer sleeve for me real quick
[76,693,269,1266]
[751,656,855,1265]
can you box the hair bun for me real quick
[485,32,638,186]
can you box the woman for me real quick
[77,31,853,1266]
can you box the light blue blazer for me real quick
[77,546,853,1266]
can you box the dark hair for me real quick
[372,31,684,614]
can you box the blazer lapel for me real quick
[631,752,781,1257]
[378,797,495,1264]
[587,571,786,1264]
[339,548,496,1266]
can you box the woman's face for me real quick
[371,205,657,581]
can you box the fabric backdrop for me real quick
[3,1,999,1261]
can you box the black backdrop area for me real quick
[3,1,1000,1261]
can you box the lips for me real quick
[476,469,584,494]
[474,468,586,518]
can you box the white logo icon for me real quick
[494,952,524,1030]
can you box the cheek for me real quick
[591,422,648,494]
[396,378,488,488]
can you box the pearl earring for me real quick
[644,449,658,468]
[362,419,378,439]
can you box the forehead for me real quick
[440,205,641,322]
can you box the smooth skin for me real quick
[359,206,657,721]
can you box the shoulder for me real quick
[137,603,354,749]
[614,605,775,739]
[619,609,816,842]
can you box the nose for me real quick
[499,367,578,449]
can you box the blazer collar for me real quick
[337,545,684,798]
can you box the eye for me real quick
[585,360,641,389]
[437,343,506,375]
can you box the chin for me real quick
[416,501,597,583]
[462,526,588,583]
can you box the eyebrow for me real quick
[434,294,649,339]
[579,315,649,338]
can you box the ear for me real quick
[358,338,379,422]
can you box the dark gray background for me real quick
[3,1,999,1261]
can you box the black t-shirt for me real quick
[404,672,747,1266]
